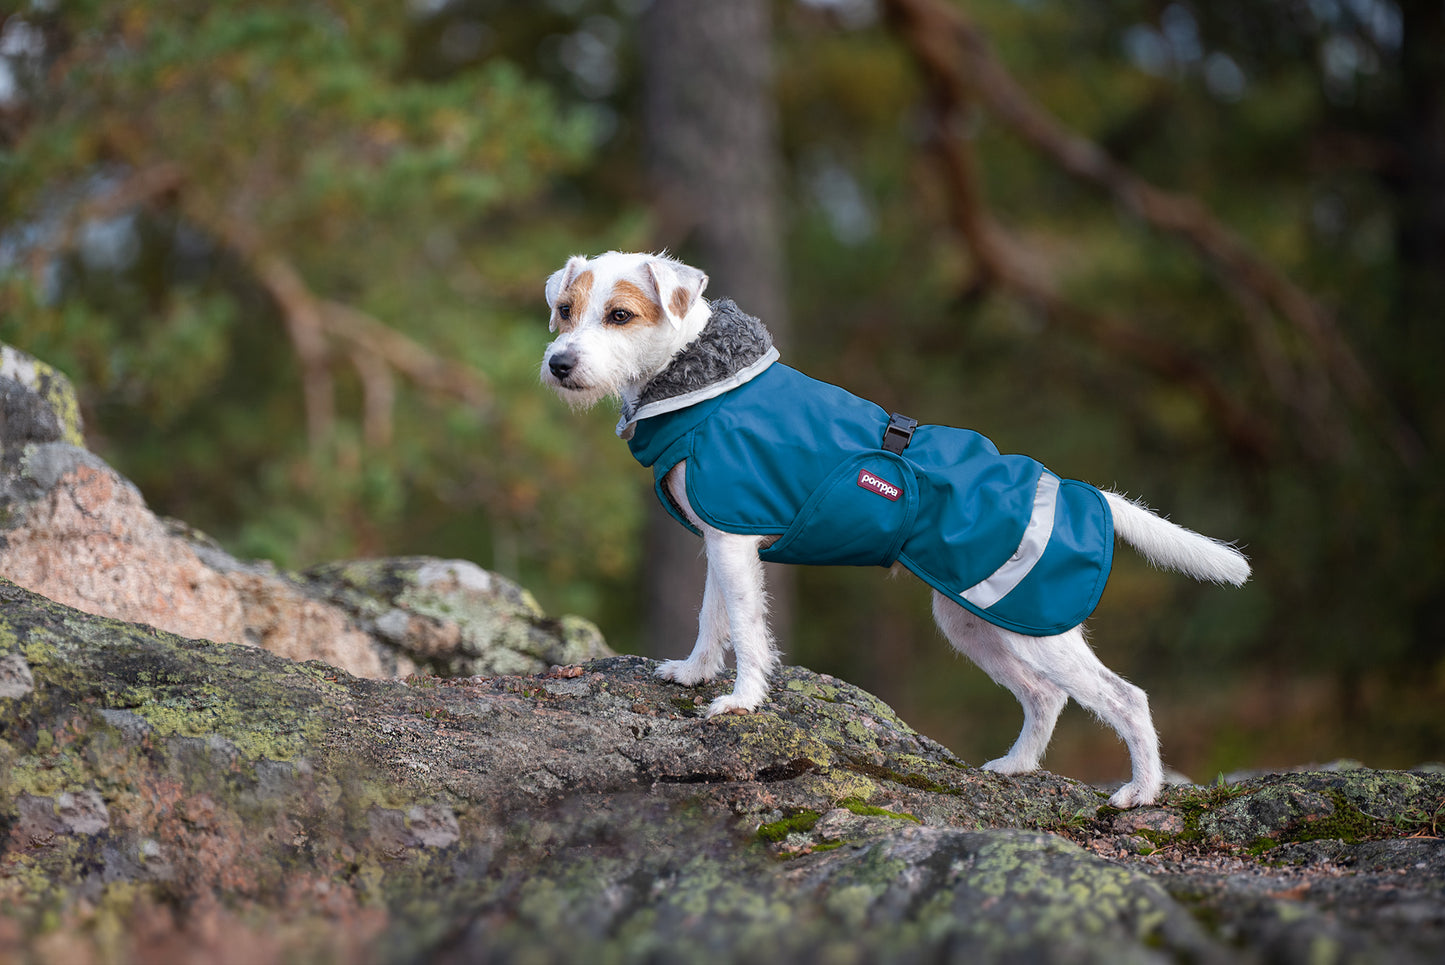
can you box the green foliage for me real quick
[836,796,922,823]
[1,0,638,620]
[756,809,823,843]
[1397,797,1445,838]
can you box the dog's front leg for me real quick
[656,553,731,686]
[697,528,778,716]
[656,462,733,688]
[653,462,778,715]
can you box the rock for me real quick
[1113,807,1186,837]
[0,652,34,698]
[1195,770,1442,848]
[0,345,84,450]
[2,580,1443,964]
[0,343,610,681]
[15,789,110,838]
[301,556,611,677]
[4,343,1443,963]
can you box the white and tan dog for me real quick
[541,250,1249,807]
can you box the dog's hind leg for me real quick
[932,593,1067,776]
[932,592,1162,807]
[1021,627,1161,808]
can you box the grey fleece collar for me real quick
[616,298,780,440]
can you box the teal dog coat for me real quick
[618,301,1114,637]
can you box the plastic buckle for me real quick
[881,413,918,454]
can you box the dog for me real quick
[541,250,1250,807]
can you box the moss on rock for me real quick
[3,579,1444,964]
[0,345,85,448]
[1191,770,1444,848]
[302,556,612,677]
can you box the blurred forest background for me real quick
[2,0,1441,784]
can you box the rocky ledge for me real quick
[2,343,1443,963]
[0,344,611,684]
[2,580,1443,964]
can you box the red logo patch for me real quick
[857,470,900,501]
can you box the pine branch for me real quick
[928,98,1274,461]
[21,166,492,453]
[882,0,1420,464]
[210,213,493,452]
[23,163,187,280]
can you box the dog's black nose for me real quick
[548,351,576,381]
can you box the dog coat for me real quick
[617,301,1114,636]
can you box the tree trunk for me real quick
[1392,0,1445,423]
[640,0,793,656]
[1388,0,1445,661]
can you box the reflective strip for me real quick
[960,472,1059,610]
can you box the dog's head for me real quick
[540,251,710,408]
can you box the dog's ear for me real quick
[646,258,709,329]
[545,255,589,331]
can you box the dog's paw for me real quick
[1106,782,1159,809]
[655,659,717,687]
[981,756,1037,777]
[705,693,759,717]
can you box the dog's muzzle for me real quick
[548,349,577,382]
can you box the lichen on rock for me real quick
[3,342,1443,964]
[0,345,85,449]
[3,578,1443,964]
[301,556,612,678]
[0,341,608,683]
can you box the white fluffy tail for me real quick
[1103,492,1251,586]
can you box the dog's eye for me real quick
[608,309,634,325]
[557,304,571,320]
